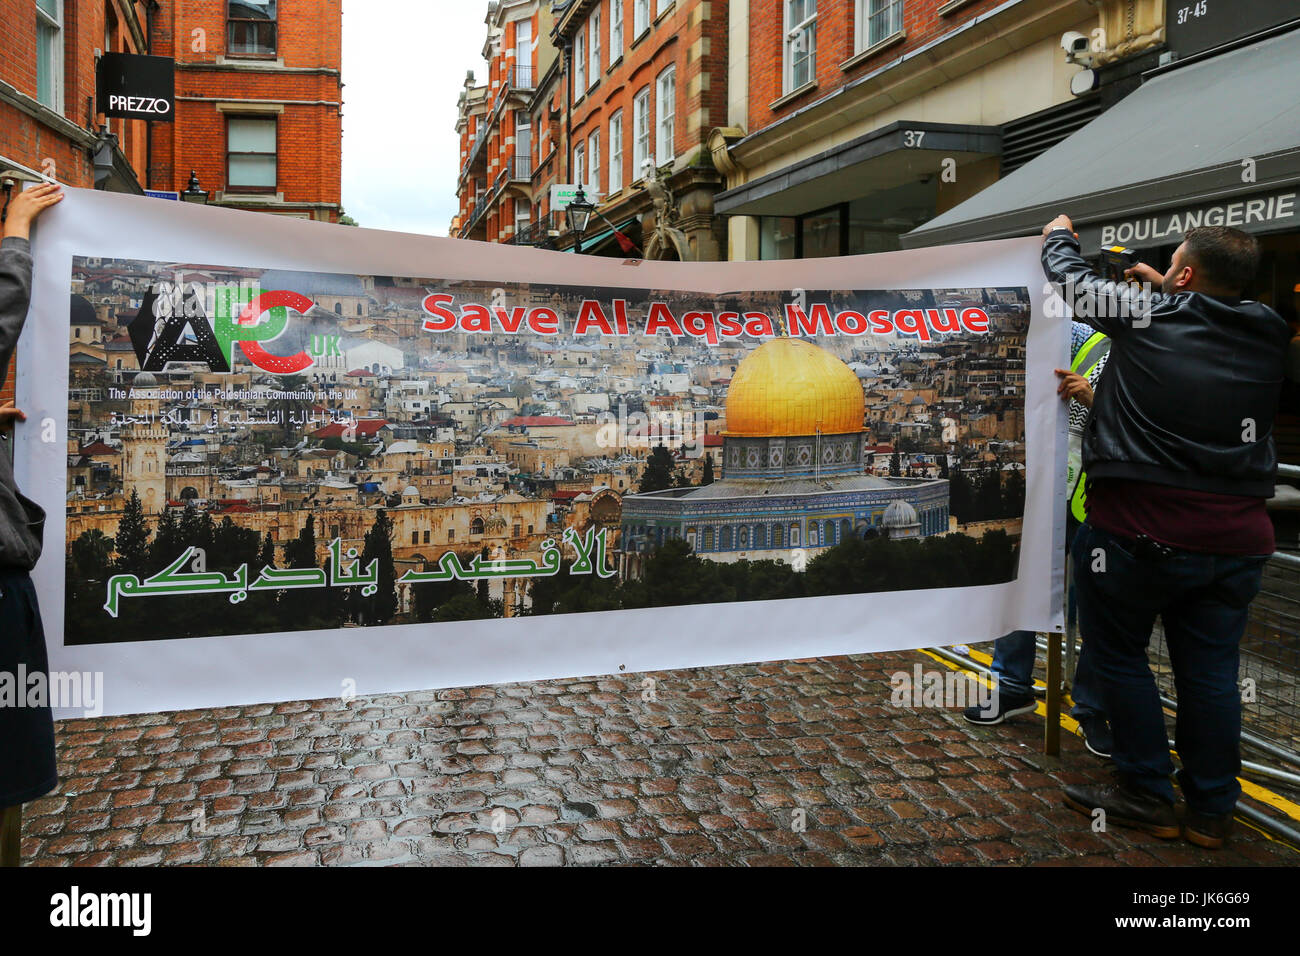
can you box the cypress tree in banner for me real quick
[258,531,276,573]
[977,465,1003,521]
[357,509,398,625]
[115,490,150,576]
[890,450,902,477]
[639,443,675,493]
[149,506,182,573]
[701,455,715,485]
[281,515,320,627]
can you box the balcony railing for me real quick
[512,156,533,181]
[510,221,535,246]
[509,64,535,90]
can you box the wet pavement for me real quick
[19,649,1299,866]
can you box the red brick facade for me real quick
[0,0,152,188]
[747,0,1005,132]
[0,0,342,405]
[150,0,343,220]
[455,2,551,244]
[457,0,731,260]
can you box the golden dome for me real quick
[724,338,865,437]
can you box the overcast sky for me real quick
[342,2,488,237]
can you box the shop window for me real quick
[760,217,798,260]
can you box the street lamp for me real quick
[181,170,208,204]
[566,184,595,254]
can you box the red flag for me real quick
[613,230,637,254]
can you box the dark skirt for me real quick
[0,570,57,807]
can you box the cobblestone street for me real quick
[20,650,1299,867]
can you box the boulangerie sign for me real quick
[21,189,1067,717]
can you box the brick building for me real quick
[454,1,555,244]
[0,0,343,409]
[1,0,153,192]
[150,0,343,220]
[456,0,732,261]
[713,0,1164,260]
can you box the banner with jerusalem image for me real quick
[22,189,1067,716]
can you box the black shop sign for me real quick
[97,53,175,123]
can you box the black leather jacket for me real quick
[1042,229,1291,498]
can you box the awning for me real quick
[714,121,1001,218]
[574,218,640,254]
[903,27,1300,251]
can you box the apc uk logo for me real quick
[128,280,319,375]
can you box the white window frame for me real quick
[514,16,532,80]
[35,0,64,113]
[858,0,903,52]
[573,29,586,95]
[633,87,651,179]
[655,65,675,166]
[783,0,817,95]
[610,0,624,60]
[589,9,601,86]
[609,110,624,193]
[634,0,649,38]
[574,142,586,194]
[587,128,601,195]
[655,0,675,18]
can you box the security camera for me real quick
[1061,31,1090,55]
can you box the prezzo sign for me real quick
[1080,191,1299,250]
[97,53,175,124]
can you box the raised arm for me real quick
[0,182,63,392]
[1040,215,1163,336]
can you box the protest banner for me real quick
[20,188,1066,717]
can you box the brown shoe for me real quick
[1182,809,1234,849]
[1063,781,1180,839]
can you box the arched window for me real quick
[334,302,343,315]
[841,519,852,543]
[808,524,819,547]
[789,523,800,547]
[470,516,485,535]
[720,526,732,550]
[772,524,784,548]
[703,527,714,551]
[356,303,363,315]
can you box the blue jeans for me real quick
[991,522,1103,719]
[1070,522,1267,814]
[990,629,1103,720]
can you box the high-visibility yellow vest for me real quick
[1068,331,1111,523]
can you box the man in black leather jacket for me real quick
[1042,216,1291,849]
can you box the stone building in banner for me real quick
[618,336,948,576]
